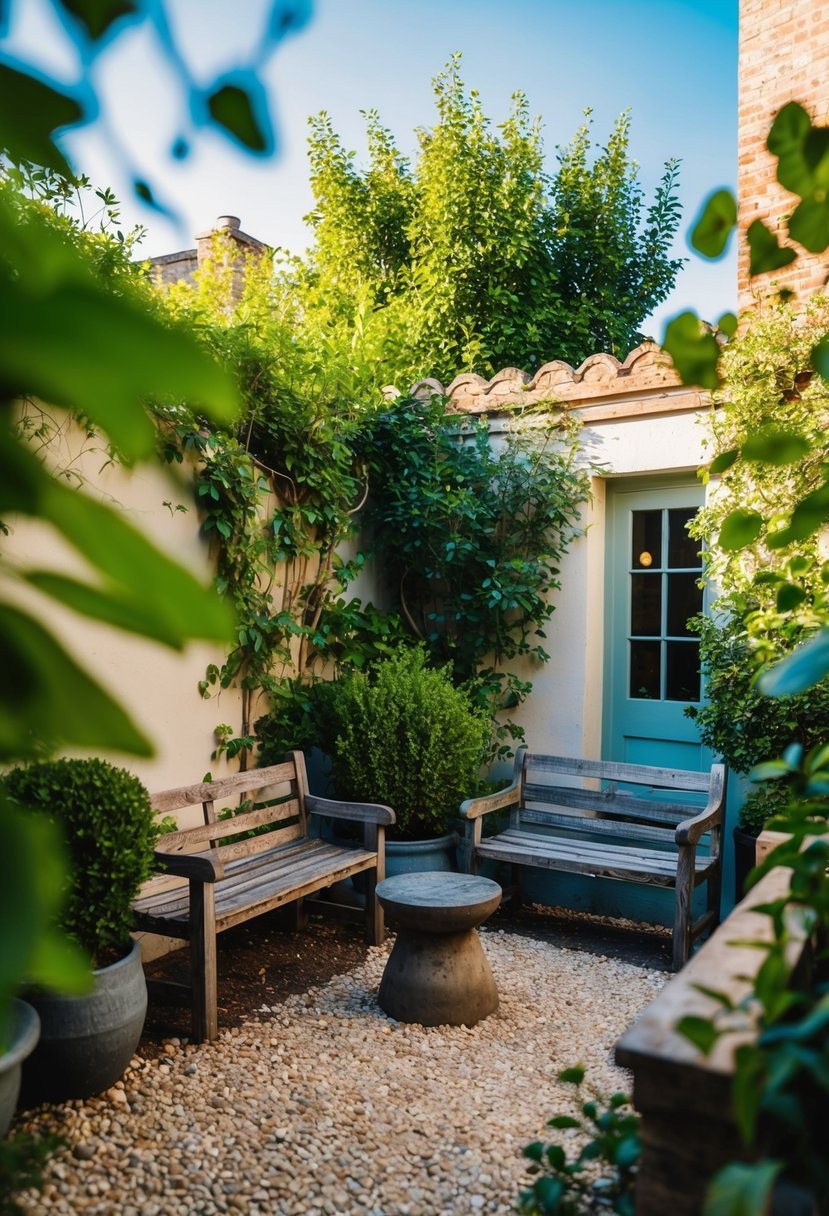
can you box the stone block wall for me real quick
[739,0,829,307]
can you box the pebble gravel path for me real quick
[17,927,666,1216]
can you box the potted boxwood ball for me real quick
[3,758,157,1103]
[733,784,788,903]
[326,647,490,875]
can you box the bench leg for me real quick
[190,880,218,1043]
[292,897,309,932]
[673,848,695,972]
[363,823,385,946]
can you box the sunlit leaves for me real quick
[662,311,721,389]
[0,64,83,176]
[746,220,797,276]
[690,188,737,259]
[676,1015,722,1055]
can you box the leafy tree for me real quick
[296,55,684,385]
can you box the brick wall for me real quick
[738,0,829,308]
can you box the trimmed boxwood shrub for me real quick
[326,647,490,840]
[3,758,157,965]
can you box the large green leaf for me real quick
[746,220,797,276]
[24,572,186,649]
[719,509,763,551]
[0,800,91,1046]
[0,65,83,177]
[768,102,814,195]
[0,282,238,461]
[788,196,829,254]
[662,311,722,389]
[0,603,153,759]
[741,429,810,464]
[703,1161,781,1216]
[690,189,737,259]
[41,477,234,644]
[757,629,829,697]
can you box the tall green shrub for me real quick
[3,759,158,965]
[327,647,490,839]
[296,55,683,384]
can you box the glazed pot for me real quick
[0,999,40,1134]
[21,939,147,1105]
[385,832,459,878]
[733,825,759,904]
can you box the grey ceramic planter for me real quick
[21,939,147,1105]
[0,999,40,1135]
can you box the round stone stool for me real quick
[376,872,502,1027]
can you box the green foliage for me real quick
[296,56,683,385]
[518,1068,640,1215]
[362,396,589,757]
[688,614,829,800]
[0,1130,63,1216]
[325,647,490,839]
[664,101,829,1213]
[3,759,158,964]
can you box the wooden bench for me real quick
[460,748,726,971]
[133,751,394,1041]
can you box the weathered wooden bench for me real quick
[460,748,726,970]
[133,751,394,1041]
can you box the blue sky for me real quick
[6,0,738,348]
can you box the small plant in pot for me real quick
[3,758,158,1103]
[326,647,491,874]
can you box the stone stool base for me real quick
[375,872,502,1028]
[378,927,499,1027]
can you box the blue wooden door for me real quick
[603,480,707,773]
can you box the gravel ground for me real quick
[16,926,666,1216]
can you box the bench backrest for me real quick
[151,750,310,869]
[516,751,724,849]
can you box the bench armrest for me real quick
[675,766,727,847]
[460,780,521,821]
[305,793,395,827]
[154,845,224,883]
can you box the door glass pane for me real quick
[632,510,661,569]
[631,573,661,636]
[666,641,701,701]
[667,573,703,637]
[668,508,700,568]
[630,640,660,699]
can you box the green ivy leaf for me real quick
[662,311,722,390]
[676,1015,722,1055]
[709,449,738,475]
[741,429,810,464]
[0,64,83,176]
[716,312,738,339]
[703,1161,782,1216]
[788,196,829,254]
[54,0,139,40]
[718,509,763,552]
[746,220,797,276]
[812,334,829,383]
[207,82,269,153]
[768,102,813,194]
[690,189,737,259]
[757,629,829,697]
[776,582,807,612]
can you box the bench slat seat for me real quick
[461,748,726,971]
[475,828,717,885]
[133,751,394,1041]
